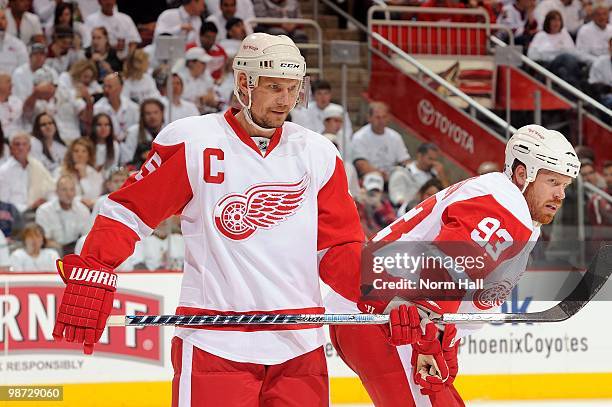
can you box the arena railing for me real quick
[314,0,516,138]
[246,17,323,78]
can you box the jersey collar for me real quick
[224,108,283,158]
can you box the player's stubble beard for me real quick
[524,183,562,225]
[251,109,288,130]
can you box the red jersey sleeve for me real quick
[317,156,365,303]
[81,140,193,268]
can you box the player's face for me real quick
[525,169,572,224]
[250,76,300,129]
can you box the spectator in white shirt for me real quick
[9,222,58,271]
[534,0,583,36]
[291,80,353,147]
[12,42,56,102]
[45,25,82,74]
[177,47,219,113]
[576,3,612,60]
[87,165,128,229]
[218,17,247,57]
[140,217,185,270]
[155,0,206,48]
[6,0,44,45]
[0,133,55,214]
[588,37,612,108]
[388,142,449,207]
[122,98,164,167]
[200,21,228,80]
[0,8,29,74]
[498,0,538,46]
[35,175,90,254]
[351,101,411,180]
[22,68,60,132]
[163,73,200,123]
[205,0,255,23]
[44,3,90,45]
[83,0,141,60]
[121,49,161,104]
[93,72,140,142]
[0,227,9,269]
[56,137,104,209]
[206,0,253,42]
[51,59,97,143]
[527,10,585,87]
[30,112,66,172]
[88,112,119,172]
[0,73,23,138]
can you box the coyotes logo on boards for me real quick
[213,175,310,240]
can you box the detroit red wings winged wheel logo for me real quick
[472,279,514,310]
[214,175,310,240]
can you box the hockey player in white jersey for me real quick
[330,125,581,406]
[51,33,370,406]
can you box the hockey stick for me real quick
[107,245,612,327]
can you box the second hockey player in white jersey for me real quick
[330,124,581,406]
[52,33,366,406]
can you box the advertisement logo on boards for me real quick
[416,99,475,154]
[1,285,163,364]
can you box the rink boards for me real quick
[1,271,611,406]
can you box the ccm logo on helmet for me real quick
[280,62,301,68]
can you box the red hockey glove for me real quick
[52,254,117,355]
[411,323,459,394]
[359,300,422,346]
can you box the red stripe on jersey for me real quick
[224,109,283,157]
[174,306,325,331]
[111,141,193,229]
[83,141,193,268]
[317,156,365,303]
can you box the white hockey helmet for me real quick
[232,33,306,131]
[503,124,580,191]
[233,33,306,92]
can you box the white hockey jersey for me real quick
[360,172,541,318]
[82,109,364,364]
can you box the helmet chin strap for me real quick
[236,87,278,135]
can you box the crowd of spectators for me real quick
[0,0,609,271]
